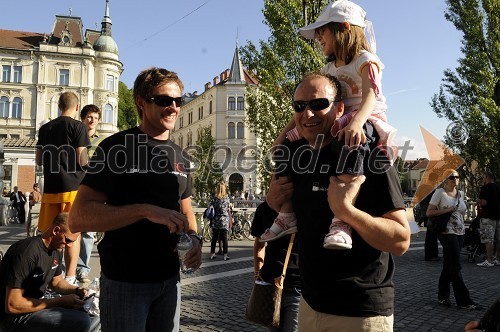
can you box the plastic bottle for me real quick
[177,233,193,274]
[89,277,99,296]
[87,277,100,316]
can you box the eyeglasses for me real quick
[150,95,183,108]
[448,175,460,180]
[292,98,335,113]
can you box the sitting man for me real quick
[0,212,98,332]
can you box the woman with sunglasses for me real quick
[426,169,481,310]
[260,1,397,250]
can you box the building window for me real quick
[237,122,244,139]
[2,66,11,83]
[103,104,113,123]
[198,106,203,120]
[106,74,114,91]
[237,97,244,110]
[209,101,213,114]
[179,135,183,148]
[187,132,192,146]
[11,97,22,119]
[188,112,192,125]
[59,69,69,86]
[0,97,9,117]
[228,97,235,110]
[13,66,22,83]
[179,117,184,129]
[228,122,235,139]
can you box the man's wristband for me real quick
[187,232,203,245]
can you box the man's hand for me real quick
[464,321,480,331]
[146,206,189,234]
[58,294,86,309]
[266,175,294,212]
[327,175,365,220]
[183,236,202,271]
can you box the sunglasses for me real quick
[448,175,459,180]
[292,98,335,113]
[150,95,183,107]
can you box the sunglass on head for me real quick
[292,98,336,113]
[448,175,459,180]
[150,95,183,107]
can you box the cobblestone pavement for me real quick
[1,223,499,332]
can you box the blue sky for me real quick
[2,0,463,160]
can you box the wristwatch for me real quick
[187,232,203,246]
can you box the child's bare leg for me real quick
[323,174,356,250]
[259,201,297,242]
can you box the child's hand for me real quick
[338,120,366,146]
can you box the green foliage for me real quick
[186,126,223,198]
[240,0,329,190]
[118,81,137,130]
[431,0,499,198]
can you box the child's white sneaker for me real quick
[260,213,297,242]
[323,218,352,250]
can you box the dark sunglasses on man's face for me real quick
[292,98,335,113]
[150,95,183,108]
[448,175,460,180]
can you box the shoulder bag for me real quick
[428,191,460,233]
[245,233,295,328]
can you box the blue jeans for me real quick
[0,307,98,332]
[100,273,181,332]
[268,287,301,332]
[77,232,95,275]
[437,233,473,306]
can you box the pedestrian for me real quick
[260,0,397,251]
[9,186,26,224]
[27,183,42,236]
[414,172,441,261]
[251,200,301,331]
[476,169,500,267]
[427,169,482,310]
[210,182,231,261]
[267,73,410,331]
[69,67,202,332]
[76,104,103,284]
[0,212,98,332]
[36,91,90,286]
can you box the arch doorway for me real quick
[228,173,243,196]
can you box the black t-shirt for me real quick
[0,236,63,320]
[250,201,301,289]
[37,116,90,193]
[479,182,500,219]
[82,127,192,283]
[279,138,404,317]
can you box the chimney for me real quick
[220,71,225,81]
[213,76,219,86]
[225,69,230,79]
[204,82,211,91]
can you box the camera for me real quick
[478,298,500,332]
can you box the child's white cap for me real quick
[299,0,367,39]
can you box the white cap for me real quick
[299,0,367,40]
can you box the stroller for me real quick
[463,216,486,263]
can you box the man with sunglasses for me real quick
[0,212,98,332]
[267,72,410,331]
[70,67,201,332]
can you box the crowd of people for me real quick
[0,1,498,331]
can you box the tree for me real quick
[118,81,137,130]
[431,0,499,198]
[186,126,223,200]
[240,0,329,190]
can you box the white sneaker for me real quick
[476,260,494,267]
[494,259,500,266]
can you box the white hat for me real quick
[299,0,367,40]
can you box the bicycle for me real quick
[231,209,253,240]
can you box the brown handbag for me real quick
[245,233,295,328]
